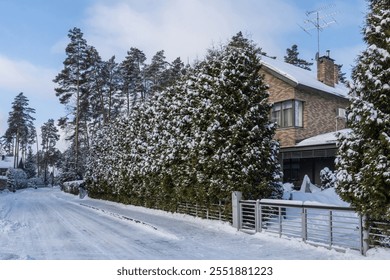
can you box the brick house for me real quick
[260,53,350,186]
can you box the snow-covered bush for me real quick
[62,180,84,195]
[6,168,28,190]
[27,177,45,188]
[320,167,336,190]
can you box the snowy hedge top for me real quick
[0,156,13,169]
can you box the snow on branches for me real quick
[336,0,390,220]
[86,32,283,209]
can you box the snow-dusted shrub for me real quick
[62,180,84,195]
[320,167,336,190]
[27,177,45,188]
[6,168,28,190]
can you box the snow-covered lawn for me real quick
[0,187,389,260]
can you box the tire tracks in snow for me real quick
[79,203,158,231]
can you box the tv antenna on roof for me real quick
[299,3,338,58]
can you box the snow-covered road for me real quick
[0,187,388,260]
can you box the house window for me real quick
[271,100,303,128]
[283,158,300,183]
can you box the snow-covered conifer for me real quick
[320,167,336,190]
[335,0,390,219]
[86,32,282,208]
[192,32,282,201]
[24,147,37,179]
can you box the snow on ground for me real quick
[283,181,350,207]
[0,187,389,260]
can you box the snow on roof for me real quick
[0,156,14,169]
[296,129,351,147]
[260,56,349,98]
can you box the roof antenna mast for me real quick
[299,3,338,59]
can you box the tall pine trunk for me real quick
[75,79,80,175]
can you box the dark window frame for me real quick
[271,99,304,128]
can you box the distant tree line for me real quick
[1,93,61,187]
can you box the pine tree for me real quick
[119,47,146,114]
[24,146,36,179]
[53,27,92,177]
[87,52,124,130]
[163,57,186,88]
[284,44,313,70]
[2,92,36,168]
[41,119,60,184]
[336,64,348,85]
[335,0,390,220]
[144,50,168,98]
[103,56,123,123]
[87,46,106,128]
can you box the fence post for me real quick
[361,215,370,255]
[278,207,282,237]
[329,210,333,248]
[255,199,260,232]
[219,201,222,221]
[302,208,307,242]
[258,200,263,232]
[232,191,242,230]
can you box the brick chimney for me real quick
[317,50,337,87]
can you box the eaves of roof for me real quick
[260,56,349,100]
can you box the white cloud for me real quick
[0,55,62,137]
[83,0,302,62]
[0,55,56,96]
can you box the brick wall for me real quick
[264,73,295,102]
[295,88,348,143]
[262,70,349,147]
[317,56,336,87]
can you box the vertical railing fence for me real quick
[367,219,390,249]
[177,202,232,222]
[232,192,376,255]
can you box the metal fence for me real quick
[177,202,232,222]
[368,219,390,248]
[239,199,364,253]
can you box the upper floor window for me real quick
[271,100,303,128]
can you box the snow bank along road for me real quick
[0,187,386,260]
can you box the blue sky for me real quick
[0,0,368,145]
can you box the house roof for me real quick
[0,156,14,169]
[296,129,351,147]
[260,56,349,99]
